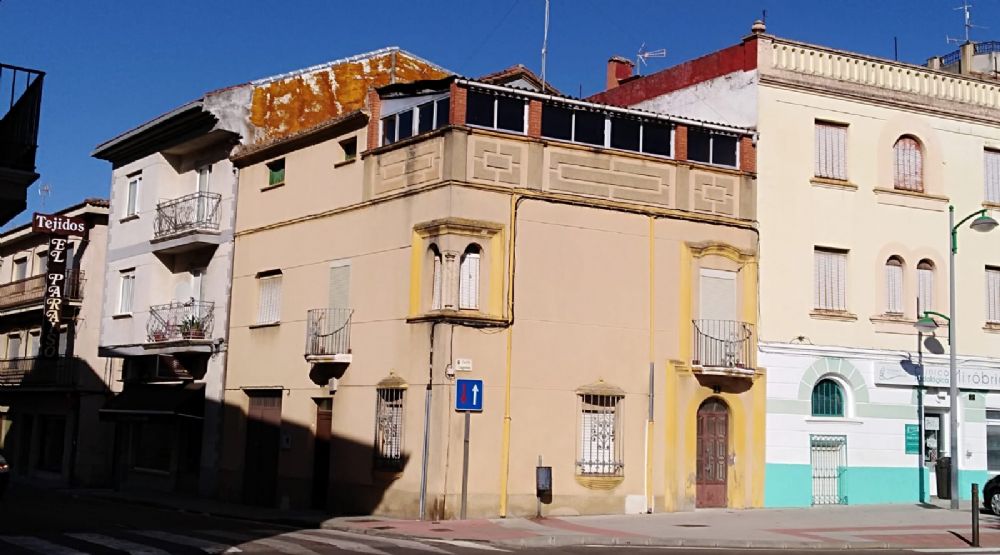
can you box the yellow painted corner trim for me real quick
[575,475,625,490]
[408,231,424,317]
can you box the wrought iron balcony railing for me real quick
[692,319,755,372]
[305,308,353,360]
[153,192,222,239]
[147,300,215,342]
[0,356,76,387]
[0,63,44,173]
[0,269,84,311]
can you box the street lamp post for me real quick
[915,206,998,509]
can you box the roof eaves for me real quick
[250,46,454,86]
[92,100,204,157]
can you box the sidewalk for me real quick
[59,483,1000,550]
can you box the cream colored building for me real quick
[592,21,1000,507]
[0,199,113,486]
[221,65,764,518]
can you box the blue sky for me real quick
[1,0,993,230]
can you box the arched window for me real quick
[430,245,443,310]
[458,244,481,310]
[811,378,844,417]
[894,136,924,192]
[918,259,935,311]
[885,256,904,314]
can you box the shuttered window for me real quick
[431,250,443,310]
[374,387,405,470]
[458,246,481,310]
[918,260,935,312]
[118,269,135,314]
[814,248,847,311]
[6,335,21,358]
[986,150,1000,204]
[815,122,847,180]
[328,264,350,309]
[987,267,1000,323]
[893,136,924,192]
[885,257,903,314]
[256,272,282,324]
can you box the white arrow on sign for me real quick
[472,384,479,406]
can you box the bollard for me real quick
[973,483,981,548]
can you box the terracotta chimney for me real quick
[606,56,635,90]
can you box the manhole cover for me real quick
[675,524,708,528]
[430,528,454,532]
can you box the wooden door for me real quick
[696,398,728,508]
[311,398,332,509]
[243,391,282,506]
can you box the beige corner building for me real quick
[221,56,765,517]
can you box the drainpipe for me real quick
[418,321,439,520]
[646,216,655,513]
[498,194,520,518]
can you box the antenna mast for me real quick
[947,0,985,44]
[541,0,550,93]
[38,183,50,211]
[635,43,667,76]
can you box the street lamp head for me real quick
[970,214,999,233]
[914,316,939,333]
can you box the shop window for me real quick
[374,387,405,471]
[37,415,66,473]
[811,378,844,417]
[577,391,624,476]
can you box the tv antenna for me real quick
[947,0,986,44]
[38,183,50,210]
[636,43,666,76]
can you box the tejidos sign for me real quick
[32,213,86,236]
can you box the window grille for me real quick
[815,122,847,180]
[459,246,481,310]
[987,267,1000,323]
[885,257,903,314]
[814,248,847,311]
[577,393,624,477]
[374,387,405,470]
[893,136,923,192]
[986,150,1000,204]
[811,379,844,417]
[918,260,935,311]
[256,272,282,324]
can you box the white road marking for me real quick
[0,535,89,555]
[279,531,390,554]
[913,549,1000,553]
[203,530,321,555]
[310,529,452,553]
[67,533,170,555]
[427,538,511,552]
[134,530,243,553]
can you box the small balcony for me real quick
[0,269,84,312]
[151,192,223,254]
[0,63,45,226]
[305,308,353,364]
[146,300,215,352]
[692,319,755,376]
[0,357,77,389]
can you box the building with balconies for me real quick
[219,59,761,517]
[0,198,112,486]
[0,63,44,225]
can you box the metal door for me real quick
[811,435,847,505]
[696,398,728,508]
[243,391,282,506]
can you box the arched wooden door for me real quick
[696,398,729,508]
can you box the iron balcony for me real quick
[305,308,353,364]
[151,192,223,254]
[0,269,84,312]
[147,300,215,344]
[691,319,756,376]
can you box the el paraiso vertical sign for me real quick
[32,213,85,360]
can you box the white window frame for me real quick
[255,271,283,325]
[814,247,848,312]
[381,96,450,147]
[987,267,1000,324]
[458,247,481,310]
[431,248,443,310]
[541,103,676,159]
[815,120,848,181]
[986,149,1000,204]
[117,269,135,315]
[885,257,904,315]
[687,127,740,168]
[125,173,141,218]
[918,260,935,312]
[465,89,528,135]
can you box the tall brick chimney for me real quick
[606,56,635,90]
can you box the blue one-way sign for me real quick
[455,379,483,412]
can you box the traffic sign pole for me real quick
[461,411,470,520]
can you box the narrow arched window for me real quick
[430,245,443,310]
[458,244,481,310]
[811,378,844,417]
[894,136,923,192]
[918,259,935,311]
[885,256,904,314]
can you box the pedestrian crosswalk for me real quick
[0,528,506,555]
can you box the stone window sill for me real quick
[249,322,280,329]
[119,214,139,223]
[112,313,133,320]
[811,177,858,191]
[810,309,858,322]
[806,417,863,424]
[261,182,285,192]
[873,187,948,211]
[334,158,357,169]
[985,322,1000,333]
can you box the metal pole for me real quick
[419,323,438,520]
[918,296,926,504]
[973,483,981,546]
[949,205,960,510]
[461,411,470,520]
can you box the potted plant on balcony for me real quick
[150,329,169,342]
[179,315,206,340]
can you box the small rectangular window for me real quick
[814,248,847,311]
[13,257,27,281]
[987,267,1000,323]
[642,122,672,156]
[381,115,397,145]
[118,269,135,315]
[541,103,573,141]
[495,96,525,133]
[609,116,640,152]
[466,90,495,128]
[986,150,1000,204]
[36,252,47,275]
[688,128,711,163]
[816,122,848,180]
[340,137,357,162]
[574,110,605,146]
[6,334,21,359]
[266,159,285,187]
[417,102,434,134]
[125,174,141,217]
[712,134,738,166]
[434,97,450,129]
[397,110,414,141]
[27,332,39,357]
[374,387,405,470]
[256,272,282,325]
